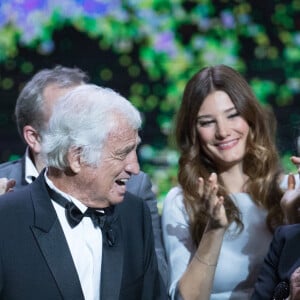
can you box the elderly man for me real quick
[0,84,166,299]
[0,66,168,286]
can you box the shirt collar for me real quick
[24,147,39,184]
[44,169,87,213]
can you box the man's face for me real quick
[76,117,140,208]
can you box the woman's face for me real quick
[196,90,250,170]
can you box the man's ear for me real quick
[23,125,42,154]
[67,147,82,174]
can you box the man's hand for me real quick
[0,178,16,195]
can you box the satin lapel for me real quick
[100,208,124,299]
[30,174,84,300]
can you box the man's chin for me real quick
[109,194,126,205]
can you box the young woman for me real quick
[162,65,297,299]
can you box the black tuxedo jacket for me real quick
[251,224,300,299]
[0,172,166,300]
[0,154,168,286]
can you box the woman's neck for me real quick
[219,164,248,194]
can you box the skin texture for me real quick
[48,116,140,208]
[196,90,250,172]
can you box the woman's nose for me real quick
[216,121,230,138]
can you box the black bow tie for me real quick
[47,186,114,228]
[47,186,116,246]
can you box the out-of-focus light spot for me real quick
[119,55,132,67]
[284,46,300,62]
[100,68,112,81]
[292,0,300,10]
[145,95,158,111]
[139,144,155,161]
[2,77,14,89]
[98,40,110,50]
[37,40,54,54]
[130,83,143,95]
[294,33,300,46]
[221,10,235,29]
[234,3,251,15]
[267,47,278,59]
[287,78,300,92]
[8,154,21,161]
[128,64,140,77]
[256,33,269,46]
[279,31,292,43]
[130,95,143,108]
[20,61,33,74]
[254,46,267,58]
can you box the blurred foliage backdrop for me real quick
[0,0,300,208]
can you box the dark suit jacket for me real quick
[251,224,300,299]
[0,172,166,300]
[0,154,168,286]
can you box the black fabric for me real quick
[47,186,116,246]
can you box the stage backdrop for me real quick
[0,0,300,208]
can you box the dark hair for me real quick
[176,65,283,245]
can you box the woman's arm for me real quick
[178,173,228,300]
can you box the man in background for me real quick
[0,65,168,286]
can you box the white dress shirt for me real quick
[45,172,102,300]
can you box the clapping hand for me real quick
[280,156,300,224]
[198,173,228,230]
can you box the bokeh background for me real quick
[0,0,300,209]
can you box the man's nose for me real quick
[125,152,140,175]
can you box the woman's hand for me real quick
[198,173,228,230]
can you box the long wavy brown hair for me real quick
[175,65,284,245]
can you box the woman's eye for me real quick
[197,120,215,127]
[228,112,239,119]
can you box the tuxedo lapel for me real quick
[30,174,84,300]
[100,207,124,299]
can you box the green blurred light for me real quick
[20,62,34,74]
[119,55,132,67]
[128,65,140,77]
[130,95,143,109]
[1,77,13,90]
[100,68,113,81]
[145,95,159,111]
[130,83,144,95]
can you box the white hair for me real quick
[42,84,141,169]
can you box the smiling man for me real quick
[0,84,166,300]
[0,65,168,287]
